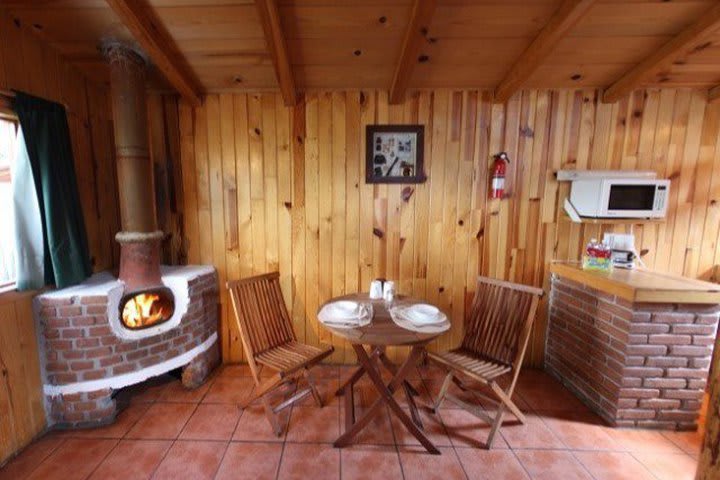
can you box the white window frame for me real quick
[0,112,19,293]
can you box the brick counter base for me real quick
[546,274,719,430]
[36,266,220,428]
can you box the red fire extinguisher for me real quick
[490,152,510,199]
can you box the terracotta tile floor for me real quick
[0,365,704,480]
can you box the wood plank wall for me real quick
[0,9,118,464]
[0,292,45,465]
[161,88,720,367]
[148,95,188,266]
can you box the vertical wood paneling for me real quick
[179,101,200,265]
[344,91,361,364]
[0,294,44,465]
[205,95,229,359]
[318,92,337,362]
[220,93,239,359]
[165,88,720,367]
[331,92,347,362]
[148,95,185,265]
[276,94,293,359]
[413,92,432,302]
[304,95,320,348]
[290,99,306,345]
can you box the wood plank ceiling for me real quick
[3,0,720,104]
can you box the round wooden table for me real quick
[319,293,447,454]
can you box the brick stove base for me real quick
[35,266,220,427]
[547,274,719,430]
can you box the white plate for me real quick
[326,301,361,319]
[403,304,444,325]
[389,306,449,333]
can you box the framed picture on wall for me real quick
[366,125,425,184]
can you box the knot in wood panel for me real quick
[401,187,414,202]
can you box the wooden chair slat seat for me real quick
[430,349,512,382]
[428,276,543,448]
[256,341,333,376]
[228,272,334,436]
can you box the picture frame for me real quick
[365,125,425,184]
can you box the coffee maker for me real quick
[602,233,638,269]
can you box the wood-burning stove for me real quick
[32,41,219,430]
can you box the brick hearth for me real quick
[546,274,719,430]
[35,266,220,427]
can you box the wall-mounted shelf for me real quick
[561,214,666,225]
[563,199,665,225]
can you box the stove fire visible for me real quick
[120,287,175,329]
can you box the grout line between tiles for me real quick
[82,438,122,480]
[209,441,231,480]
[569,449,602,480]
[274,439,287,480]
[450,444,472,480]
[628,452,676,480]
[337,381,343,480]
[509,447,535,480]
[274,379,298,480]
[143,384,204,479]
[13,435,68,479]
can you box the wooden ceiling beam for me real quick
[709,85,720,103]
[255,0,297,106]
[389,0,437,105]
[603,2,720,104]
[105,0,204,107]
[494,0,596,104]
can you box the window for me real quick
[0,116,18,289]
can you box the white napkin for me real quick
[318,301,373,329]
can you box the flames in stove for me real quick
[120,287,175,330]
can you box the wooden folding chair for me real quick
[428,276,543,448]
[227,272,334,436]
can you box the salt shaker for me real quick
[383,281,395,303]
[369,280,384,299]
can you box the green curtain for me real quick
[13,91,91,289]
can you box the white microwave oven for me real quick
[569,178,670,218]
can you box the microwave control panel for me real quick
[653,185,667,211]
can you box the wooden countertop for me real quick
[550,263,720,304]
